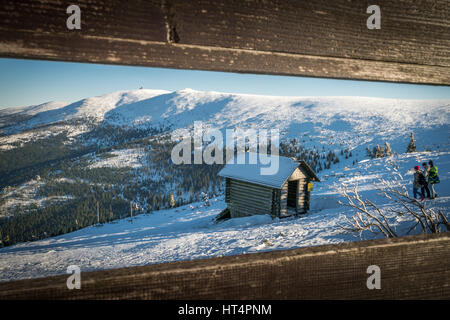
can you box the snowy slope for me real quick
[0,101,69,117]
[88,148,145,169]
[1,89,170,135]
[0,101,68,132]
[0,150,448,282]
[104,89,450,151]
[2,89,449,147]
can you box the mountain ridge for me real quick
[1,88,449,153]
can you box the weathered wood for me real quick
[230,205,266,217]
[229,186,273,202]
[272,189,281,216]
[228,179,275,217]
[0,232,448,300]
[229,192,272,206]
[225,178,231,203]
[172,0,450,66]
[231,179,275,192]
[297,178,307,210]
[229,194,272,207]
[0,0,448,84]
[288,168,306,181]
[230,203,271,217]
[229,198,272,213]
[229,201,270,213]
[229,183,273,196]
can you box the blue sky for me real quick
[0,58,449,109]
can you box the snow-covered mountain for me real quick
[0,101,68,130]
[1,88,449,152]
[1,90,169,135]
[0,101,69,117]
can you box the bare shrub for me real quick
[338,179,449,238]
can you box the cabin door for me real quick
[287,180,298,212]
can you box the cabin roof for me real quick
[218,152,320,189]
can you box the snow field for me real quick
[1,150,448,282]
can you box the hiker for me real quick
[413,166,426,201]
[421,162,432,199]
[428,160,440,199]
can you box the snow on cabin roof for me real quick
[218,152,319,189]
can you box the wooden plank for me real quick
[230,197,272,209]
[0,0,166,42]
[230,203,272,214]
[229,196,272,209]
[228,179,275,217]
[225,178,230,203]
[231,179,275,191]
[230,184,273,198]
[232,191,271,201]
[171,0,450,67]
[230,194,272,206]
[229,183,273,196]
[230,189,273,203]
[0,232,448,299]
[230,187,272,197]
[230,197,271,208]
[230,205,268,217]
[230,203,270,217]
[272,189,281,216]
[0,0,448,84]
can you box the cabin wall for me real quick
[225,178,231,203]
[272,189,281,217]
[296,178,309,213]
[280,182,288,217]
[228,179,274,218]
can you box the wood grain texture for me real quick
[0,0,449,84]
[0,232,448,300]
[171,0,450,66]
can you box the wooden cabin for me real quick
[218,153,320,218]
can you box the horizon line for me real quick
[3,87,450,110]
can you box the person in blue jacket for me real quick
[413,166,426,201]
[421,162,432,199]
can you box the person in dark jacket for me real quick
[413,165,426,201]
[421,162,432,199]
[428,160,440,199]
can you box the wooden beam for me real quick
[0,0,448,84]
[0,232,448,299]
